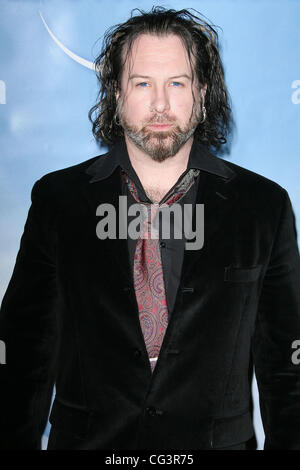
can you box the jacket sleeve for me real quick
[0,178,58,449]
[252,189,300,449]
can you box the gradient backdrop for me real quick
[0,0,299,450]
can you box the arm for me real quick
[252,189,300,449]
[0,178,58,449]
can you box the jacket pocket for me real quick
[224,265,262,282]
[48,397,91,439]
[211,410,254,449]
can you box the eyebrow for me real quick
[128,74,192,81]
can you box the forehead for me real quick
[122,33,191,76]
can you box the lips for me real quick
[147,123,173,129]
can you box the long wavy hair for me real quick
[89,6,233,150]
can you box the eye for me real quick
[137,82,149,87]
[170,81,183,87]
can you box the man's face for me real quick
[116,34,205,162]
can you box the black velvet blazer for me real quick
[0,140,300,450]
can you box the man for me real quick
[0,7,300,450]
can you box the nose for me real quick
[150,85,170,113]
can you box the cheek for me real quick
[172,98,195,118]
[171,90,195,110]
[122,94,147,116]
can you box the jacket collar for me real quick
[85,138,235,183]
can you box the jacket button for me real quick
[181,287,194,294]
[146,406,157,417]
[133,348,142,358]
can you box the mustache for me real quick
[144,114,177,126]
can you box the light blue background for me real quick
[1,0,299,450]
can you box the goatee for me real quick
[117,102,201,162]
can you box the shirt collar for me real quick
[85,137,235,183]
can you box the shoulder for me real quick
[196,143,288,205]
[31,152,107,199]
[220,158,288,206]
[216,159,297,239]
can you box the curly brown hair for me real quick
[89,6,233,150]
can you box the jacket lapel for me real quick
[180,166,238,284]
[81,167,133,286]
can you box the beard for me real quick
[116,99,202,162]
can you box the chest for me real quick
[144,186,170,204]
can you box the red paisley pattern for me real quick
[121,168,199,372]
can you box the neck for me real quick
[124,135,194,194]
